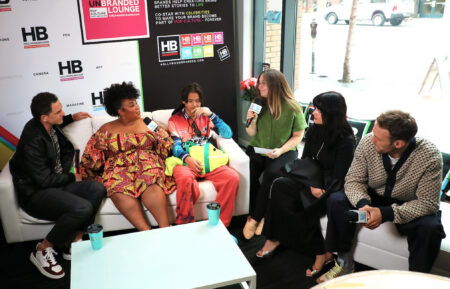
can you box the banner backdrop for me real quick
[0,0,141,169]
[77,0,150,43]
[139,0,237,134]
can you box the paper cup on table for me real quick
[206,202,221,226]
[87,224,103,250]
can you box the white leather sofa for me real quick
[0,109,249,244]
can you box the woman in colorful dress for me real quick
[81,82,175,230]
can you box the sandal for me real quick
[243,216,258,240]
[256,245,279,258]
[255,218,264,236]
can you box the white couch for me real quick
[0,109,249,244]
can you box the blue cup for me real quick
[87,224,103,250]
[206,202,221,226]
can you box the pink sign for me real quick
[192,34,202,46]
[78,0,149,43]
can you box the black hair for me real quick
[103,82,139,117]
[30,92,58,119]
[312,91,354,145]
[172,82,204,115]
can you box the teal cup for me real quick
[206,202,221,226]
[87,224,103,250]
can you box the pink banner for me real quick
[78,0,149,43]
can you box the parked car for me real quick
[323,0,414,26]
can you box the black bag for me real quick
[284,157,325,209]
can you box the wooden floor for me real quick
[0,216,371,289]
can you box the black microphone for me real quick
[144,117,159,132]
[246,98,262,128]
[344,210,368,223]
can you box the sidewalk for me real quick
[295,73,449,153]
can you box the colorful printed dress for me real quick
[80,131,176,198]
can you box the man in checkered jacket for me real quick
[318,110,446,283]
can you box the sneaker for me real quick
[30,243,65,279]
[62,244,71,261]
[316,260,354,283]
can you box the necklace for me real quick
[316,142,324,160]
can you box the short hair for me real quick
[30,92,58,119]
[376,110,418,143]
[103,82,139,117]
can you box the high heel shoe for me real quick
[243,216,258,240]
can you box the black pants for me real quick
[23,180,105,246]
[325,191,446,272]
[246,146,298,221]
[264,177,326,255]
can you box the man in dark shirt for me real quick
[10,92,105,279]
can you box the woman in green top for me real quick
[243,69,307,239]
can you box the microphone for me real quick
[144,117,159,132]
[246,98,262,128]
[344,210,368,223]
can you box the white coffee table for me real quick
[71,220,256,289]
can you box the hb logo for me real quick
[91,92,104,106]
[58,60,83,75]
[0,0,10,4]
[157,35,181,62]
[21,27,48,42]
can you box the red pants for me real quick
[173,165,239,227]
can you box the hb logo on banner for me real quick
[22,26,49,48]
[157,35,181,62]
[91,91,105,111]
[58,60,84,81]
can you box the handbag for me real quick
[165,141,229,176]
[284,157,325,209]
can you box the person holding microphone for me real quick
[243,69,307,239]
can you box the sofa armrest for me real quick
[0,163,24,243]
[215,135,250,215]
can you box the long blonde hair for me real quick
[257,69,300,119]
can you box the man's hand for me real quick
[185,156,203,174]
[361,205,382,230]
[310,186,325,198]
[192,107,212,119]
[75,173,83,182]
[73,112,92,121]
[266,148,282,159]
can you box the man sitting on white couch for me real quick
[9,93,105,279]
[318,110,446,283]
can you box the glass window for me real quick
[264,0,284,71]
[294,0,449,154]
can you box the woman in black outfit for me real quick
[256,91,356,278]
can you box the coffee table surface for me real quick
[71,221,256,289]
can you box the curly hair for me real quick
[103,82,139,117]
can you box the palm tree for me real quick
[342,0,359,83]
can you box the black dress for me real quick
[263,125,355,255]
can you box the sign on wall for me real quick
[77,0,150,43]
[0,0,142,169]
[139,0,237,134]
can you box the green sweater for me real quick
[250,100,307,150]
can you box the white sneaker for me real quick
[30,243,65,279]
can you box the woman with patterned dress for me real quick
[80,82,176,230]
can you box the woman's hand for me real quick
[185,156,203,174]
[246,110,258,123]
[192,107,212,119]
[157,127,169,139]
[310,186,325,198]
[266,148,282,159]
[94,132,107,151]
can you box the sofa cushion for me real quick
[62,118,93,156]
[151,109,173,128]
